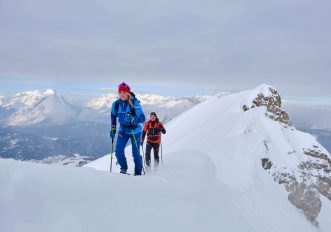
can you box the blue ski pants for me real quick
[115,131,143,175]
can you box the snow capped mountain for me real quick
[86,92,212,122]
[1,90,211,127]
[87,84,331,230]
[7,89,78,126]
[86,93,117,114]
[0,95,6,106]
[4,90,43,110]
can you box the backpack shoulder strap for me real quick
[130,96,138,117]
[114,101,120,114]
[130,104,136,116]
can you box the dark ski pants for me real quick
[145,142,160,167]
[115,131,143,175]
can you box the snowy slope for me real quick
[7,89,78,126]
[0,152,316,232]
[87,84,331,230]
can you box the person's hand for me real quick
[110,125,116,139]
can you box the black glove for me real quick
[110,125,116,139]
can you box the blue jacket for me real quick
[111,94,146,135]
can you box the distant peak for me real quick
[253,84,278,96]
[44,88,56,95]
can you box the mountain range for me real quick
[0,87,330,166]
[0,90,209,163]
[0,89,210,126]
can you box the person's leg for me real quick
[145,142,152,167]
[115,131,129,173]
[153,143,160,168]
[130,132,143,175]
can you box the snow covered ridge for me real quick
[87,84,331,230]
[241,85,331,226]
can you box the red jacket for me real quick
[142,120,166,144]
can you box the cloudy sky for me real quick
[0,0,330,103]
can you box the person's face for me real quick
[119,91,129,101]
[150,115,156,121]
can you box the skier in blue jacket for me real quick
[110,82,146,175]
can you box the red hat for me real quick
[118,82,131,94]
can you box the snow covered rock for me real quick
[242,84,290,125]
[239,85,331,225]
[242,85,330,225]
[88,84,331,230]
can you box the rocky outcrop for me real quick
[246,86,331,226]
[272,171,321,226]
[265,145,331,226]
[261,158,273,170]
[242,86,291,125]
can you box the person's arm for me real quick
[159,122,166,134]
[111,101,117,127]
[110,101,117,139]
[141,122,148,145]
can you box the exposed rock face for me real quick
[272,171,322,226]
[244,85,331,226]
[261,158,273,170]
[242,86,291,125]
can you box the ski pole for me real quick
[110,138,114,173]
[141,143,146,166]
[132,129,146,175]
[160,134,163,167]
[161,141,163,166]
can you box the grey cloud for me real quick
[0,0,330,97]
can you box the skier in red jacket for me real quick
[141,112,166,170]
